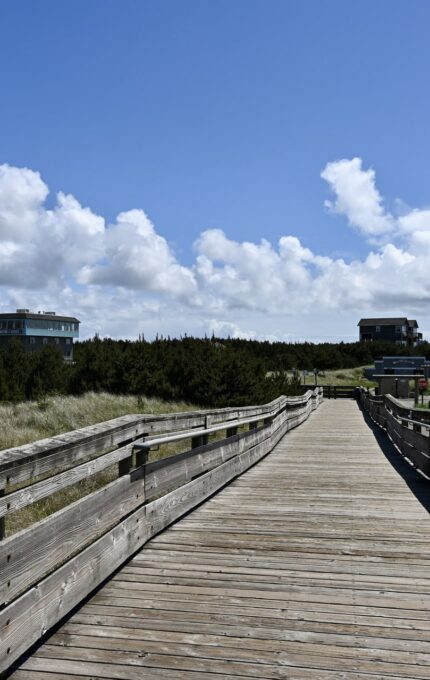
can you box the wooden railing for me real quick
[322,385,358,399]
[359,389,430,476]
[0,387,323,673]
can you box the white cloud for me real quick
[208,319,256,340]
[81,209,198,300]
[398,208,430,234]
[321,157,394,237]
[1,159,430,341]
[0,164,49,240]
[195,230,314,312]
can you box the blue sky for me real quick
[1,1,430,340]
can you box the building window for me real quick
[29,337,36,344]
[55,338,60,344]
[42,337,48,345]
[375,326,381,332]
[65,338,71,344]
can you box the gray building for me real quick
[0,310,80,362]
[358,317,422,346]
[364,356,430,381]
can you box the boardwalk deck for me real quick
[9,400,430,679]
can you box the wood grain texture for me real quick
[0,443,134,519]
[0,397,303,608]
[9,398,430,679]
[1,394,319,673]
[362,391,430,476]
[0,469,145,605]
[0,396,295,486]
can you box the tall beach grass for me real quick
[0,391,194,451]
[0,392,196,535]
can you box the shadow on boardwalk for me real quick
[360,403,430,514]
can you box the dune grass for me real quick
[0,392,196,536]
[315,366,376,388]
[282,366,376,388]
[0,391,194,451]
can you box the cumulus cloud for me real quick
[194,230,323,313]
[80,209,198,300]
[208,319,256,340]
[0,164,196,300]
[0,164,49,240]
[321,157,394,237]
[1,159,430,340]
[398,209,430,234]
[321,157,430,245]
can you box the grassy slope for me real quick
[0,392,195,536]
[288,366,376,388]
[0,391,194,451]
[315,367,376,388]
[1,376,377,535]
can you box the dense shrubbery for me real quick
[1,335,429,406]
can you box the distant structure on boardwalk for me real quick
[364,356,430,382]
[358,317,422,346]
[0,310,80,362]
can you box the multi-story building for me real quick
[358,317,422,346]
[0,310,80,362]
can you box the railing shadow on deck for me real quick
[0,387,323,676]
[358,391,430,515]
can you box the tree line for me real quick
[1,335,429,406]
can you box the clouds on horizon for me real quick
[1,158,430,340]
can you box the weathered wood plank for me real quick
[0,469,145,605]
[0,404,296,607]
[11,398,430,680]
[0,415,146,486]
[0,442,133,518]
[0,395,296,485]
[1,395,309,673]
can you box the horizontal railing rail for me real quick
[359,389,430,477]
[0,396,291,487]
[322,385,358,399]
[0,387,323,674]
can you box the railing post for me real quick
[226,426,238,437]
[135,445,149,468]
[192,416,210,448]
[118,451,132,477]
[134,444,149,500]
[192,433,209,448]
[0,485,5,540]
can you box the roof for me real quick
[358,317,408,326]
[381,356,427,361]
[0,312,80,323]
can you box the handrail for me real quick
[0,387,323,673]
[358,388,430,478]
[396,415,430,430]
[0,393,315,485]
[133,408,283,451]
[134,415,262,449]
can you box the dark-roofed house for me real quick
[358,317,422,346]
[0,310,80,361]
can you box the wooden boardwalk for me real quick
[10,399,430,679]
